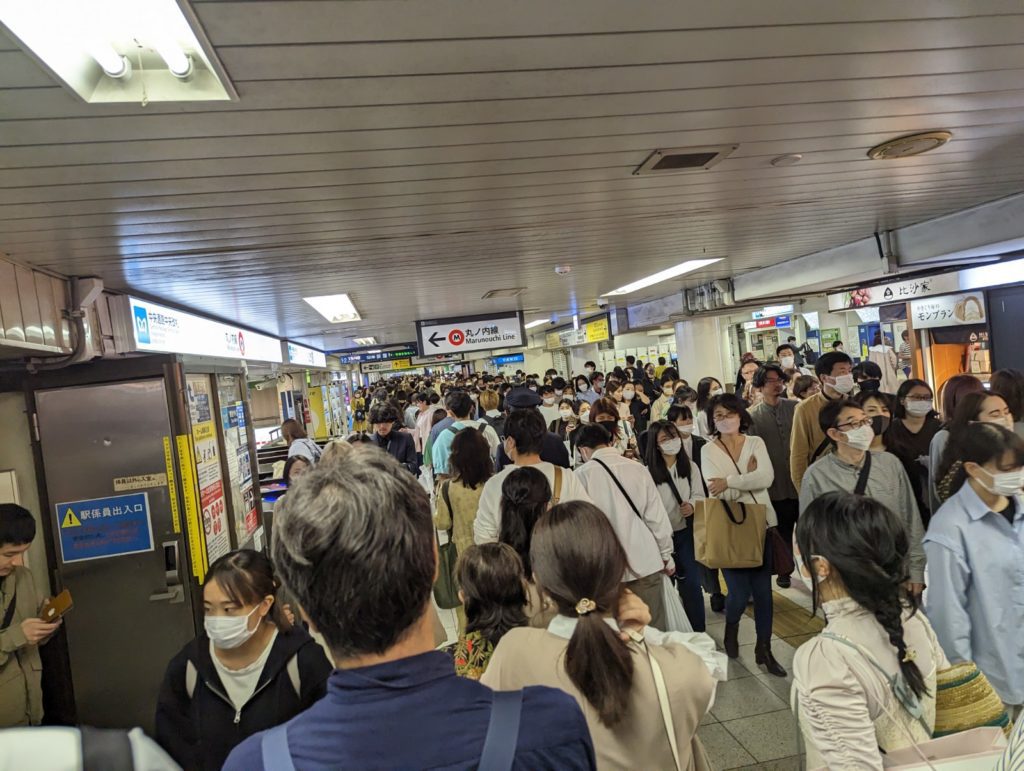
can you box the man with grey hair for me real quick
[224,451,596,770]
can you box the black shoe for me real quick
[776,575,791,589]
[710,593,726,613]
[755,639,787,677]
[724,622,740,659]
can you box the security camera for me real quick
[596,297,610,309]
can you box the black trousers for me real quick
[772,498,800,577]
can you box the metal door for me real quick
[35,379,195,731]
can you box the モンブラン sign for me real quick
[910,292,987,330]
[415,312,525,356]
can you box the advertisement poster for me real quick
[187,374,230,563]
[218,376,259,546]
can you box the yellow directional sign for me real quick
[61,509,82,528]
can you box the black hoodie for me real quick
[155,623,332,771]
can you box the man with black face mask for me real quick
[853,361,884,394]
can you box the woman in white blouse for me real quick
[792,492,949,770]
[645,420,708,633]
[700,393,786,677]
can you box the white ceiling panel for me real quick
[2,1,1024,348]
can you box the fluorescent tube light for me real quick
[303,294,362,323]
[88,42,130,78]
[602,258,723,296]
[523,319,548,329]
[352,337,377,346]
[155,42,191,77]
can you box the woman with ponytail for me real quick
[793,493,950,770]
[498,467,555,627]
[482,501,725,770]
[925,422,1024,717]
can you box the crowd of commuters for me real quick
[5,350,1024,770]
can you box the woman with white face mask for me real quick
[156,550,332,771]
[799,400,927,598]
[887,379,942,526]
[699,394,786,676]
[933,391,1014,505]
[925,422,1024,718]
[694,377,725,439]
[645,421,708,631]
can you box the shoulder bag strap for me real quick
[286,653,301,698]
[442,481,454,537]
[665,469,683,505]
[854,451,872,496]
[80,727,135,771]
[818,632,932,737]
[810,436,830,463]
[260,724,297,771]
[551,466,563,505]
[592,458,642,519]
[714,440,757,505]
[479,690,523,771]
[644,643,682,771]
[1,587,17,632]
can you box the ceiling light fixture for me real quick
[0,0,237,103]
[303,294,362,323]
[524,319,548,329]
[770,153,803,167]
[868,131,952,160]
[352,336,377,346]
[602,258,723,296]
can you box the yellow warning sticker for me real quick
[163,436,181,534]
[61,509,82,528]
[176,433,208,581]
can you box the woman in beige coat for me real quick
[792,492,950,770]
[482,501,726,771]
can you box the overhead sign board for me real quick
[911,292,987,330]
[545,314,612,349]
[412,354,464,366]
[284,341,327,368]
[55,492,154,563]
[415,311,525,356]
[334,343,418,365]
[120,296,283,363]
[751,304,794,319]
[493,353,525,366]
[360,359,415,374]
[827,273,960,311]
[743,315,792,331]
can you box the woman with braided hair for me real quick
[792,492,950,770]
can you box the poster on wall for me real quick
[910,292,987,330]
[218,375,259,545]
[187,374,231,563]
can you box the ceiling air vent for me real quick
[481,287,525,299]
[633,145,738,176]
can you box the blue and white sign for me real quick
[55,493,154,564]
[493,353,526,366]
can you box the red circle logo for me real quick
[448,330,465,346]
[237,331,246,356]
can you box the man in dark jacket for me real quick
[367,403,419,475]
[224,453,596,770]
[494,386,570,471]
[156,619,331,771]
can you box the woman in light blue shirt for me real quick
[924,422,1024,715]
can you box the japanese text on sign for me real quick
[55,492,154,564]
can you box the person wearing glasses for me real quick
[799,400,926,596]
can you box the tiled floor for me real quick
[434,580,824,771]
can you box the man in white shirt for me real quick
[430,390,500,477]
[474,410,591,544]
[537,384,561,428]
[573,423,676,631]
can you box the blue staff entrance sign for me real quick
[55,492,155,563]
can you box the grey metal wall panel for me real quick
[14,266,42,345]
[0,261,23,342]
[34,272,58,347]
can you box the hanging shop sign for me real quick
[416,311,525,356]
[284,341,327,368]
[114,296,283,362]
[827,273,960,311]
[742,315,792,331]
[493,353,526,366]
[545,314,611,349]
[55,492,154,564]
[910,292,987,330]
[334,343,418,365]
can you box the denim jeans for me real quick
[722,536,774,640]
[672,526,706,632]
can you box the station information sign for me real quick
[120,296,283,363]
[334,342,418,365]
[545,314,611,349]
[284,341,327,368]
[415,312,525,356]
